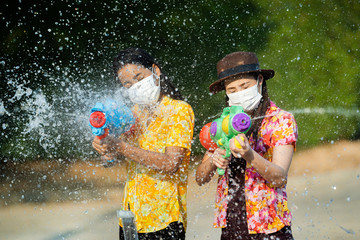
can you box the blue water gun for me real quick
[89,99,135,164]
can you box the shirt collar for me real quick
[152,95,172,117]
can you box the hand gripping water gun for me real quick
[209,106,252,175]
[89,98,136,164]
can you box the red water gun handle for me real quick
[96,128,109,140]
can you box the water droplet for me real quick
[332,185,337,190]
[303,188,308,196]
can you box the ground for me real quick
[0,140,359,239]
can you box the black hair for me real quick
[246,79,270,142]
[113,48,183,101]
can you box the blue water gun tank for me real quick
[89,99,135,139]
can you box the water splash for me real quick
[336,224,355,235]
[252,107,360,121]
[3,74,130,159]
[8,84,33,103]
[290,107,360,118]
[0,100,9,116]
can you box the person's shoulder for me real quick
[269,101,296,122]
[169,98,193,111]
[277,109,295,120]
[167,98,194,123]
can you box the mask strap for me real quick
[151,67,160,80]
[151,67,160,88]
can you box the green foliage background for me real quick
[1,0,359,160]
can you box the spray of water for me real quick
[289,107,360,118]
[0,100,9,116]
[252,107,360,121]
[3,74,130,159]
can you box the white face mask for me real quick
[127,71,161,105]
[227,82,262,111]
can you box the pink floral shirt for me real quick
[214,101,298,234]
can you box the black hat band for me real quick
[218,63,260,79]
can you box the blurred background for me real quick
[0,0,359,239]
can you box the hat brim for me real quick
[209,69,275,94]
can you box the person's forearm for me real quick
[116,141,182,174]
[244,150,287,187]
[195,153,217,186]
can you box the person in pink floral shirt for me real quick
[196,52,298,239]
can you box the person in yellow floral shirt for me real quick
[92,48,194,240]
[196,52,297,239]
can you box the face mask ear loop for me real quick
[151,67,160,87]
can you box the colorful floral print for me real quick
[120,96,194,233]
[214,101,298,234]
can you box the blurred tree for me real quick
[0,0,359,162]
[1,0,270,159]
[258,0,360,147]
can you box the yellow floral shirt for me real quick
[120,96,194,233]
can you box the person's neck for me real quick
[144,94,165,114]
[245,110,254,116]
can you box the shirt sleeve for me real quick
[166,102,195,150]
[271,112,298,148]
